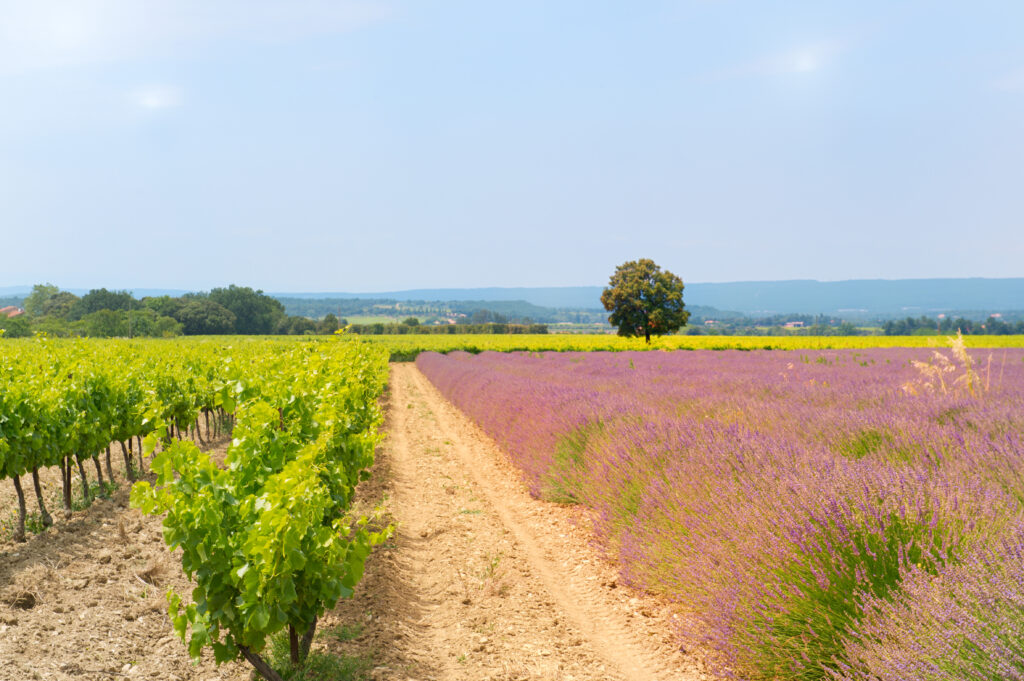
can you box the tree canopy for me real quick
[600,258,689,342]
[72,288,135,320]
[208,285,286,335]
[23,283,79,319]
[11,283,329,337]
[317,313,341,334]
[176,300,237,335]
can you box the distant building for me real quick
[783,321,804,329]
[0,306,24,318]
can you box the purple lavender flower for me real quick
[418,349,1024,680]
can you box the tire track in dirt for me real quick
[378,363,705,681]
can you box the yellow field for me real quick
[352,333,1024,361]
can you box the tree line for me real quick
[278,297,607,326]
[348,317,548,335]
[882,315,1024,336]
[0,284,342,338]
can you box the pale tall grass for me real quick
[903,331,991,397]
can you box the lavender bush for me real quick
[835,521,1024,680]
[417,348,1024,680]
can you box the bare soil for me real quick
[0,365,711,681]
[0,430,247,681]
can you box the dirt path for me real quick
[329,364,707,681]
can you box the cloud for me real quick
[711,40,846,80]
[132,84,183,110]
[0,0,393,74]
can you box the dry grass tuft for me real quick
[1,588,38,610]
[135,562,165,587]
[904,330,991,397]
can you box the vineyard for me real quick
[355,332,1024,361]
[418,344,1024,680]
[0,338,390,680]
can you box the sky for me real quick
[1,1,1022,293]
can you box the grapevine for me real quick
[0,337,391,680]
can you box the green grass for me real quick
[540,420,605,504]
[324,623,364,643]
[269,629,375,681]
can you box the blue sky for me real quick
[1,1,1022,292]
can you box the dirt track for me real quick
[332,364,705,681]
[0,365,707,680]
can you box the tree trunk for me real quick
[299,617,318,662]
[32,468,53,528]
[75,454,91,505]
[289,624,300,665]
[645,328,651,344]
[61,456,73,518]
[92,454,105,488]
[105,445,115,483]
[205,410,211,441]
[12,475,27,542]
[136,436,146,474]
[121,441,135,481]
[238,646,285,681]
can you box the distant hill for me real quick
[274,297,609,325]
[271,278,1024,317]
[268,287,605,309]
[0,286,190,298]
[684,278,1024,316]
[3,279,1021,319]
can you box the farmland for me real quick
[418,343,1024,679]
[355,332,1024,361]
[3,335,1024,680]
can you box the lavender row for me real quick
[417,347,1024,680]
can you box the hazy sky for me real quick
[1,1,1022,292]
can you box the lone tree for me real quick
[601,258,689,343]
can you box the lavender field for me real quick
[418,344,1024,680]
